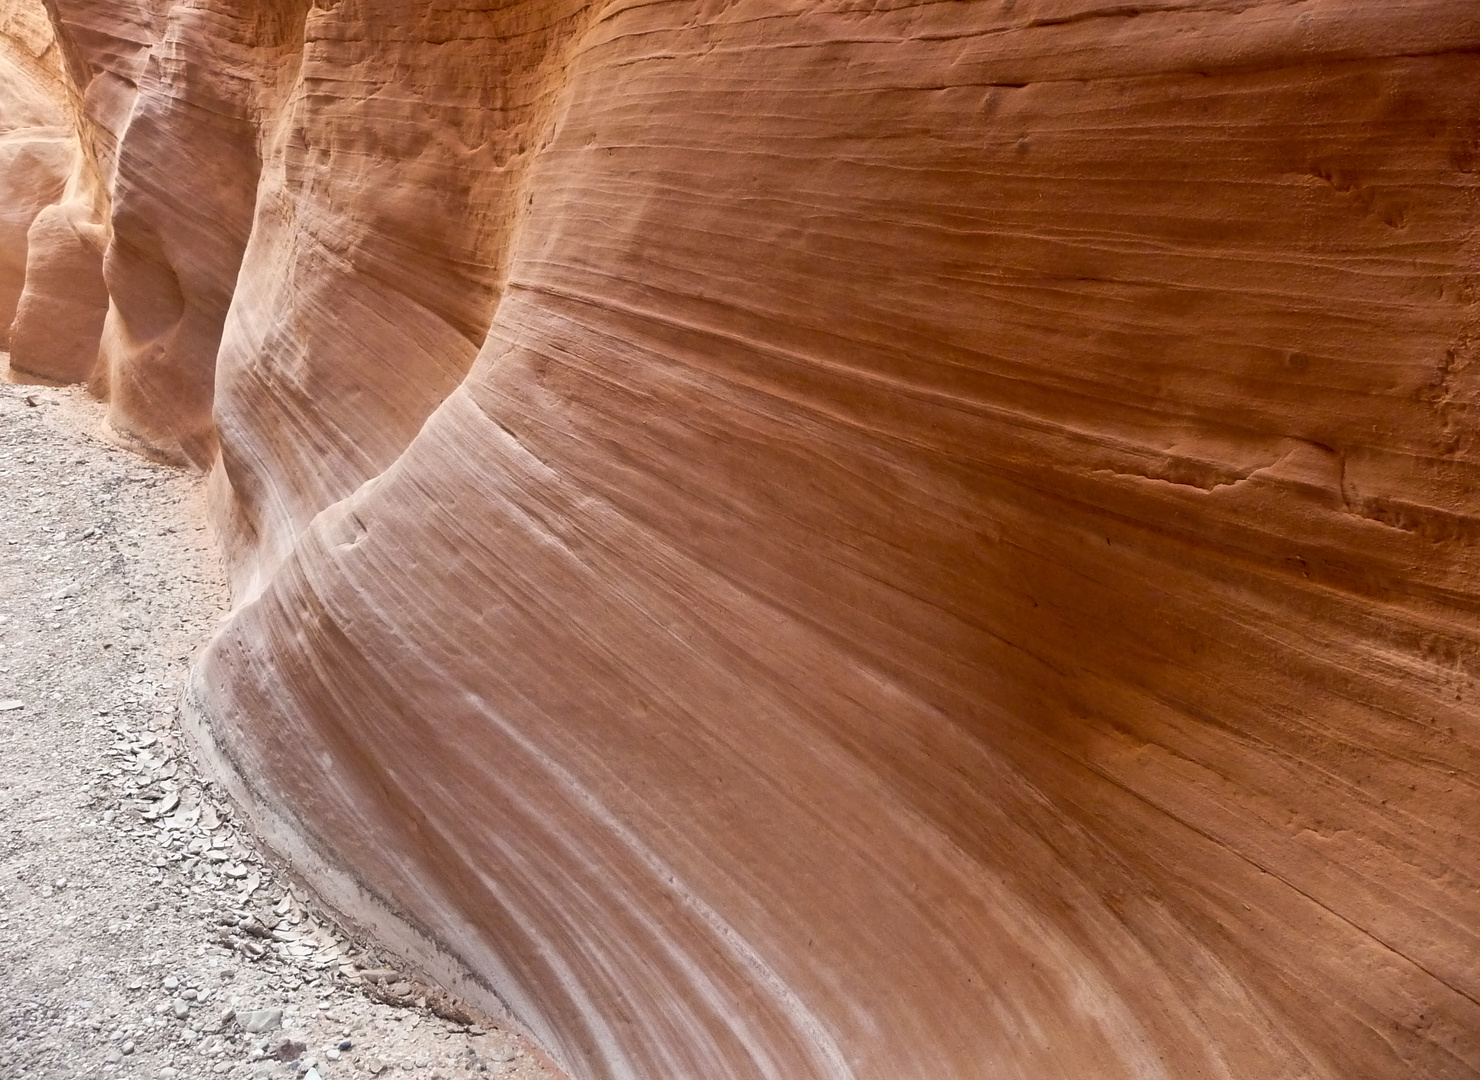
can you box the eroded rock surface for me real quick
[0,4,75,346]
[10,197,108,381]
[6,2,1480,1079]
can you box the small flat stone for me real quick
[237,1008,283,1034]
[0,700,24,711]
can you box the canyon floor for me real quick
[0,362,561,1080]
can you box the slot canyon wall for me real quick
[4,1,1480,1078]
[0,2,79,353]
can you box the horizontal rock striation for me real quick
[8,1,1480,1078]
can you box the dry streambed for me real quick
[0,371,558,1080]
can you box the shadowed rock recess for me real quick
[4,1,1480,1077]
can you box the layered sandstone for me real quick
[7,1,1480,1078]
[0,4,75,348]
[1,0,116,383]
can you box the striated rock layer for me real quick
[2,0,115,383]
[0,3,76,349]
[7,1,1480,1078]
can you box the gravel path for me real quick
[0,365,559,1080]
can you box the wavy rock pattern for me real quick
[7,1,1480,1078]
[0,4,75,348]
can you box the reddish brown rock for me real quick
[0,5,74,346]
[90,0,302,465]
[9,1,1480,1078]
[38,0,165,186]
[210,0,596,591]
[8,197,107,381]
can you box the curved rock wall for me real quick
[7,2,1480,1079]
[210,0,596,594]
[9,197,108,381]
[0,3,75,349]
[2,0,119,383]
[92,0,304,464]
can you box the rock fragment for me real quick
[236,1007,283,1034]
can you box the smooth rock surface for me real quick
[6,1,1480,1079]
[91,0,297,465]
[0,5,75,345]
[8,197,108,382]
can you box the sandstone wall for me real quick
[210,0,597,594]
[7,2,1480,1079]
[1,0,124,384]
[0,3,75,348]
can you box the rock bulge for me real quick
[4,2,1480,1078]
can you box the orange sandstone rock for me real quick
[0,6,74,347]
[210,0,596,593]
[91,0,301,464]
[9,197,107,381]
[11,1,1480,1078]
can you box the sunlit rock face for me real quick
[84,1,302,463]
[208,0,597,595]
[2,1,117,383]
[0,4,75,349]
[9,198,107,381]
[8,1,1480,1078]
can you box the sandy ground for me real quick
[0,365,560,1080]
